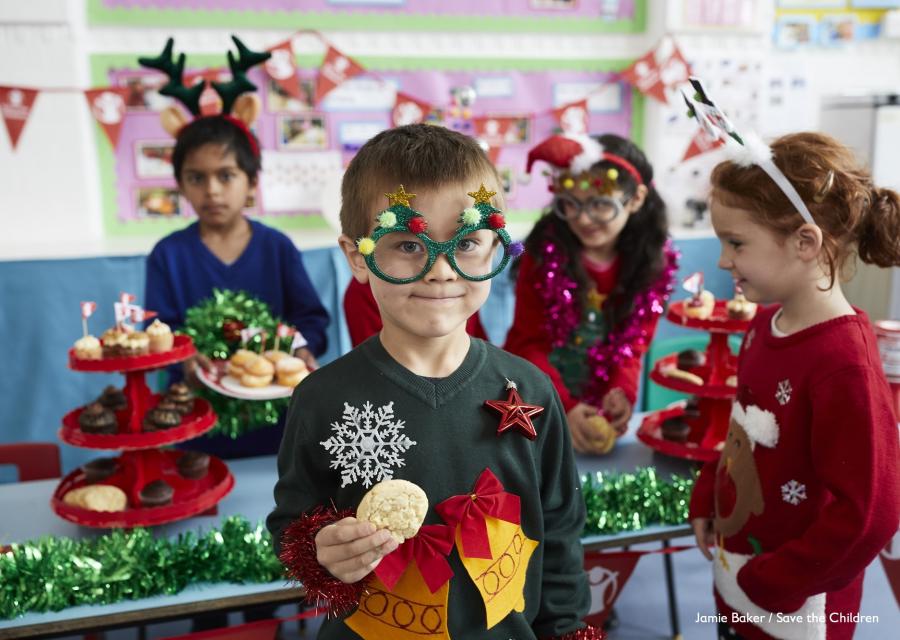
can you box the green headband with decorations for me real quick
[357,184,524,285]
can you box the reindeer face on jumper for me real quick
[714,402,779,538]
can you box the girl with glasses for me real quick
[505,133,678,455]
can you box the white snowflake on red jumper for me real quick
[320,400,417,488]
[775,379,792,406]
[781,479,807,505]
[744,328,755,351]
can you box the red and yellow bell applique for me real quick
[484,379,544,440]
[346,524,455,640]
[436,468,538,628]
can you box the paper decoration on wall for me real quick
[621,39,691,105]
[315,45,365,105]
[682,127,725,161]
[554,99,589,135]
[0,86,38,149]
[472,115,531,147]
[266,40,302,100]
[392,92,433,128]
[183,69,226,116]
[84,87,130,148]
[258,150,343,213]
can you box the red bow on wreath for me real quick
[435,468,521,559]
[374,524,455,593]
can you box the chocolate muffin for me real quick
[155,399,181,413]
[142,407,182,431]
[661,417,691,443]
[676,349,706,370]
[82,457,119,483]
[139,479,174,507]
[79,403,118,434]
[177,451,211,479]
[98,385,128,412]
[166,383,194,416]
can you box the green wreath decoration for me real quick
[182,288,293,439]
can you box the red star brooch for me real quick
[484,379,544,440]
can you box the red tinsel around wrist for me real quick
[278,505,366,617]
[544,625,606,640]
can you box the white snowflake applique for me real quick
[775,379,792,406]
[321,400,417,488]
[781,479,807,505]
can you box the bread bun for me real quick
[246,356,275,377]
[276,356,307,375]
[277,370,308,387]
[264,350,290,365]
[231,349,257,368]
[241,373,273,388]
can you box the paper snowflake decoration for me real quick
[320,400,417,488]
[781,479,807,505]
[775,379,792,406]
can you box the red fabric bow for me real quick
[435,468,521,559]
[374,524,455,593]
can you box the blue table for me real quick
[0,418,695,639]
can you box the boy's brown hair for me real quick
[340,124,504,239]
[710,131,900,288]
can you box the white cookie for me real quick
[62,485,128,511]
[356,479,428,544]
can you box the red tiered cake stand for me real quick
[637,299,753,462]
[52,335,234,527]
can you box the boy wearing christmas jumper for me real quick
[267,124,600,639]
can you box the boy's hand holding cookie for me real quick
[315,517,399,584]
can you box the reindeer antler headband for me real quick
[138,36,271,151]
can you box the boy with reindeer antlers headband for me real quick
[142,37,329,460]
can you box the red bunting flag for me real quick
[621,40,691,105]
[0,86,38,149]
[314,45,365,105]
[184,69,226,116]
[554,99,589,135]
[472,115,528,148]
[84,88,130,148]
[621,49,667,104]
[682,127,726,161]
[391,91,432,127]
[80,301,97,319]
[265,40,302,100]
[583,551,642,627]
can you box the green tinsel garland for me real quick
[182,288,291,439]
[0,517,284,620]
[581,467,695,535]
[0,469,695,619]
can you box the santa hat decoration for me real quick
[730,402,779,450]
[525,134,644,195]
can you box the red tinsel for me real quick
[544,625,606,640]
[407,217,428,234]
[488,213,506,229]
[278,505,367,618]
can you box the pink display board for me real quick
[108,64,635,222]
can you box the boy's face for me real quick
[178,143,254,229]
[341,181,498,341]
